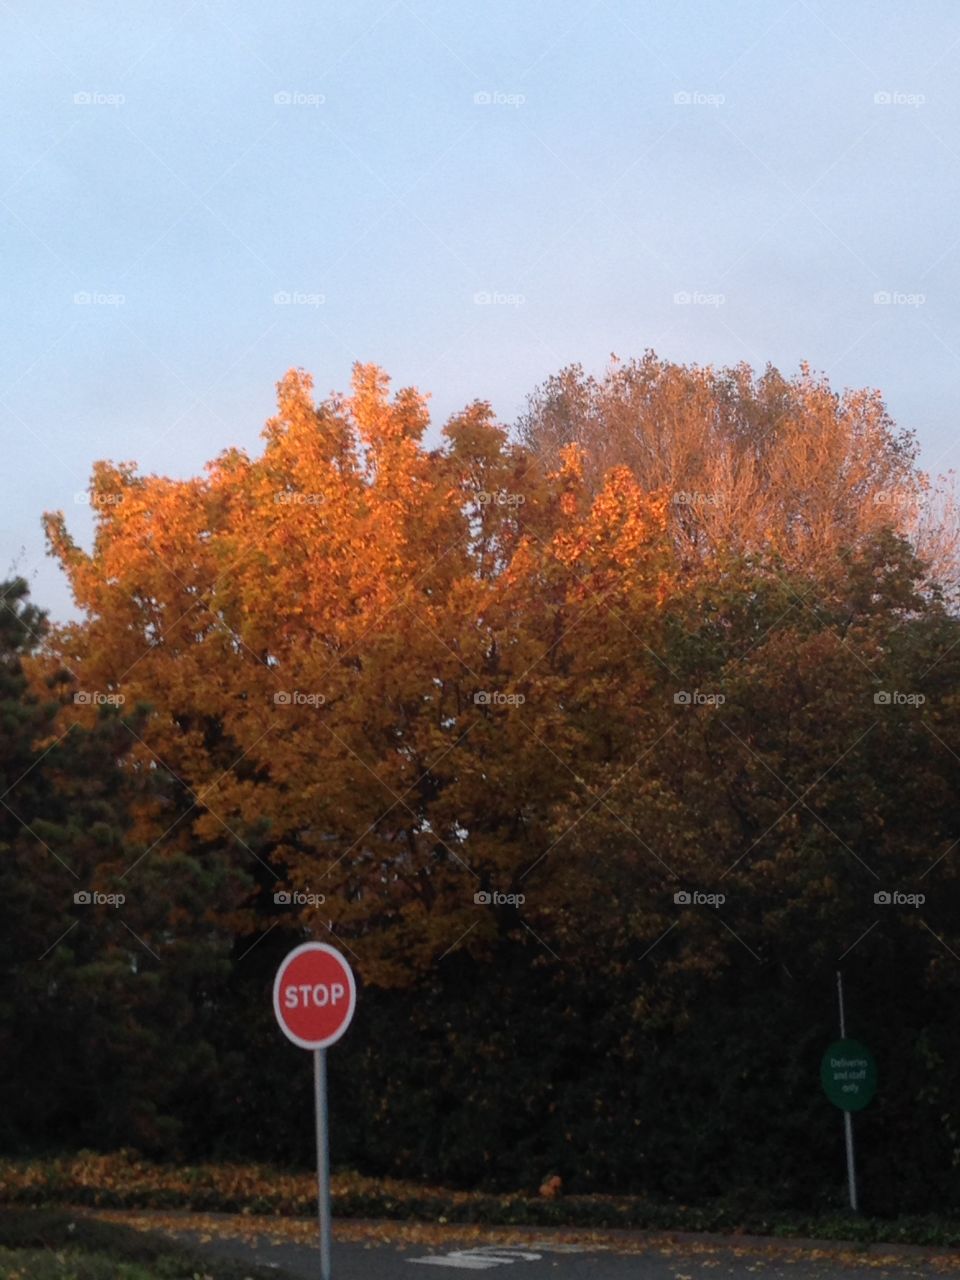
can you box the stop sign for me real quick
[273,942,357,1050]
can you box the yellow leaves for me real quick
[555,442,585,483]
[442,400,505,462]
[549,468,671,610]
[39,362,685,982]
[350,362,429,451]
[265,367,315,441]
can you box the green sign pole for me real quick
[837,972,858,1212]
[820,973,878,1212]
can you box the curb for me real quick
[73,1207,960,1261]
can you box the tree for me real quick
[30,360,960,1209]
[516,353,959,588]
[43,365,675,986]
[0,578,245,1153]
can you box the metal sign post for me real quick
[836,971,858,1212]
[273,942,357,1280]
[315,1048,332,1280]
[820,975,876,1211]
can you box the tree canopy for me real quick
[0,356,955,1209]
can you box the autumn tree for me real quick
[0,579,247,1153]
[517,353,959,589]
[42,365,674,987]
[26,361,960,1207]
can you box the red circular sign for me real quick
[273,942,357,1050]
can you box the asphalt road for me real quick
[167,1222,960,1279]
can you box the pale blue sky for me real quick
[3,0,960,620]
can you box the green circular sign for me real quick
[820,1038,877,1111]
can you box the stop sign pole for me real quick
[273,942,357,1280]
[314,1041,332,1280]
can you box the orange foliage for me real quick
[43,364,673,985]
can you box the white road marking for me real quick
[407,1245,545,1269]
[408,1259,508,1271]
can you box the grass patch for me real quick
[0,1207,301,1279]
[2,1153,960,1250]
[0,1248,164,1279]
